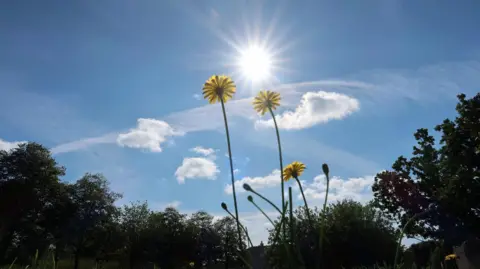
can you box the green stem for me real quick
[288,187,304,268]
[272,202,289,245]
[269,107,286,240]
[393,211,430,268]
[250,189,282,215]
[289,187,294,245]
[8,257,17,269]
[289,187,295,267]
[220,99,242,251]
[223,208,254,248]
[319,173,330,266]
[250,199,295,264]
[272,202,292,267]
[294,176,313,226]
[250,200,275,227]
[235,250,253,269]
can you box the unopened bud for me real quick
[243,183,252,192]
[322,163,330,177]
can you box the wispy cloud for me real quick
[0,138,26,151]
[350,60,480,104]
[193,93,202,100]
[165,79,371,133]
[51,133,118,155]
[209,8,219,20]
[165,98,256,133]
[46,79,372,153]
[47,60,480,155]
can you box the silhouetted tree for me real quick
[64,173,121,269]
[372,93,480,247]
[0,143,66,263]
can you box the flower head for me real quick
[247,195,254,202]
[189,261,195,267]
[445,254,458,261]
[202,75,236,104]
[283,161,306,181]
[253,90,281,115]
[221,202,228,210]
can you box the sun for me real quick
[238,45,273,82]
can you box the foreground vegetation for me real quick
[1,87,478,268]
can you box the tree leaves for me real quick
[372,93,480,246]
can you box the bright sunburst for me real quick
[238,45,273,82]
[206,5,293,92]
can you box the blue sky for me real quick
[1,0,480,245]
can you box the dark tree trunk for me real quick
[73,249,80,269]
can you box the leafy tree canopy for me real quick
[372,93,480,246]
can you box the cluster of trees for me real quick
[1,92,478,269]
[0,144,400,269]
[0,143,243,269]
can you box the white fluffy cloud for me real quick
[117,118,183,152]
[175,157,220,184]
[225,170,281,194]
[0,139,26,151]
[301,174,375,204]
[256,91,360,130]
[190,146,215,157]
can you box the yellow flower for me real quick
[189,261,195,267]
[253,90,281,115]
[283,161,306,181]
[445,254,457,261]
[202,75,236,104]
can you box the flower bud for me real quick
[243,183,252,192]
[322,163,330,177]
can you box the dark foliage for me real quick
[372,93,480,247]
[266,200,398,269]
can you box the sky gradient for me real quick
[1,0,480,245]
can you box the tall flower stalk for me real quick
[202,75,242,248]
[319,163,330,268]
[253,90,286,237]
